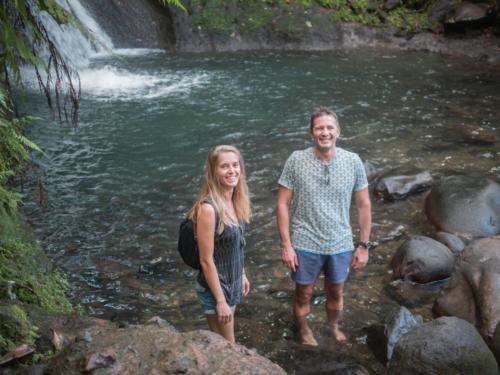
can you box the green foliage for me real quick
[187,0,438,36]
[0,232,73,314]
[159,0,188,11]
[386,6,432,31]
[0,0,80,125]
[0,85,42,216]
[189,0,312,36]
[191,0,238,34]
[0,304,38,353]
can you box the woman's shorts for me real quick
[292,249,353,285]
[195,281,235,315]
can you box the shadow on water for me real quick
[19,50,500,374]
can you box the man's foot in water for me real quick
[299,325,318,346]
[328,324,347,343]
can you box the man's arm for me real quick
[351,187,372,270]
[276,186,298,271]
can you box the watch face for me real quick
[359,241,375,250]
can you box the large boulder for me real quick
[390,236,455,283]
[374,171,433,200]
[433,237,500,339]
[444,2,491,24]
[387,316,499,375]
[21,316,285,374]
[425,175,500,238]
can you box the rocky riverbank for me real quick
[1,311,285,374]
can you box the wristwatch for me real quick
[358,241,375,251]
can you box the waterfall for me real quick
[37,0,115,68]
[24,0,208,101]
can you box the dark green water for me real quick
[21,50,500,373]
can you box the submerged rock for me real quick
[390,236,455,283]
[387,316,499,375]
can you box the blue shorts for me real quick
[292,249,353,285]
[195,282,235,315]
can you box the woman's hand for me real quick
[216,301,233,325]
[242,273,250,296]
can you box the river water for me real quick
[21,50,500,373]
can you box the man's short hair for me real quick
[310,107,339,130]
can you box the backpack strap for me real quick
[201,198,220,236]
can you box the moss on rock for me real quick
[0,304,38,353]
[184,0,496,37]
[0,214,74,355]
[0,221,73,314]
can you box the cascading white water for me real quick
[24,0,210,100]
[38,0,115,68]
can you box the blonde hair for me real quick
[188,145,251,230]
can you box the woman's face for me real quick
[215,151,241,190]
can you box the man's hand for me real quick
[281,245,298,272]
[351,246,369,270]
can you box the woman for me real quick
[188,145,251,343]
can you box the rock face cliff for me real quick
[84,0,500,62]
[80,0,176,50]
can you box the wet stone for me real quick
[271,291,288,299]
[312,296,327,306]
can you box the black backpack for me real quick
[177,207,219,269]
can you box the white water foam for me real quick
[78,66,211,101]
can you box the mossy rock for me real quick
[0,217,73,314]
[0,304,38,353]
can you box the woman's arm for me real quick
[197,203,233,324]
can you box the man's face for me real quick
[310,115,340,153]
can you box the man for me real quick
[276,107,372,346]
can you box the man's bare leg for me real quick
[294,283,318,346]
[325,280,347,343]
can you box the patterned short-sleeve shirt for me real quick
[278,147,368,255]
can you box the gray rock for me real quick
[363,160,380,182]
[385,306,422,360]
[80,0,175,49]
[445,2,490,23]
[433,231,465,254]
[425,175,500,238]
[384,0,401,11]
[429,0,458,22]
[387,316,499,375]
[433,237,500,339]
[390,235,455,283]
[374,171,433,200]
